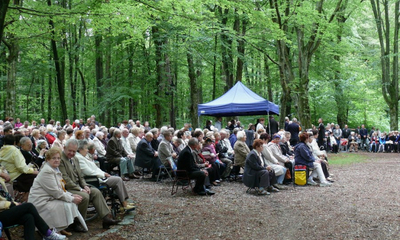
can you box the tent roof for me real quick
[198,81,280,117]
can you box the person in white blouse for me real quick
[307,130,334,182]
[52,130,66,149]
[259,133,287,189]
[93,132,107,158]
[127,127,143,157]
[75,140,135,212]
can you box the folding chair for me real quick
[169,158,193,195]
[156,157,173,182]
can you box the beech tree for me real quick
[370,0,399,131]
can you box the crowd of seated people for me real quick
[314,119,400,153]
[4,114,387,235]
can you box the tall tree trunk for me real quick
[334,0,349,128]
[270,0,294,127]
[219,7,234,91]
[127,43,135,119]
[0,0,10,45]
[104,35,111,126]
[47,73,52,121]
[236,14,247,82]
[95,34,104,123]
[276,38,294,127]
[370,0,399,130]
[264,55,273,102]
[164,48,173,127]
[152,26,164,127]
[78,68,86,115]
[48,0,67,120]
[5,40,17,118]
[0,47,6,119]
[41,74,45,115]
[4,0,22,118]
[212,34,217,100]
[187,49,199,128]
[296,30,312,128]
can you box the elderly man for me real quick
[268,134,292,165]
[158,130,177,166]
[287,118,301,146]
[120,128,139,178]
[20,137,45,168]
[106,129,136,181]
[135,132,162,180]
[127,127,143,157]
[268,134,293,181]
[59,139,120,231]
[219,129,234,156]
[177,138,215,196]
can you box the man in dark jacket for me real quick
[287,118,301,146]
[359,125,368,150]
[266,116,279,135]
[106,129,135,181]
[177,138,214,196]
[135,132,162,180]
[317,118,325,148]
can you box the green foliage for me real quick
[0,0,397,129]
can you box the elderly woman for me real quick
[201,137,223,186]
[75,140,135,212]
[93,131,107,158]
[191,131,217,187]
[171,137,183,156]
[308,131,334,182]
[259,133,287,188]
[28,147,87,236]
[52,130,66,149]
[45,125,56,145]
[35,139,48,156]
[0,171,66,240]
[348,132,358,152]
[30,129,41,150]
[233,131,250,170]
[332,124,342,153]
[243,139,278,195]
[294,132,332,187]
[214,131,232,179]
[127,127,142,158]
[74,130,85,140]
[0,135,39,192]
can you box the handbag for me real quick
[284,168,291,179]
[294,165,307,185]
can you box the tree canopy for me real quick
[0,0,398,131]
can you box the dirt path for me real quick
[26,152,400,239]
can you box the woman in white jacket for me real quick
[308,130,334,182]
[28,147,87,236]
[259,133,287,188]
[92,131,107,158]
[75,140,135,212]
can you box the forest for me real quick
[0,0,398,131]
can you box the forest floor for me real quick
[11,151,400,240]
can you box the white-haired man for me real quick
[120,128,139,178]
[135,132,162,181]
[105,129,136,181]
[59,139,120,231]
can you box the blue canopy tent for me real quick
[198,81,280,117]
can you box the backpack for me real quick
[294,165,308,186]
